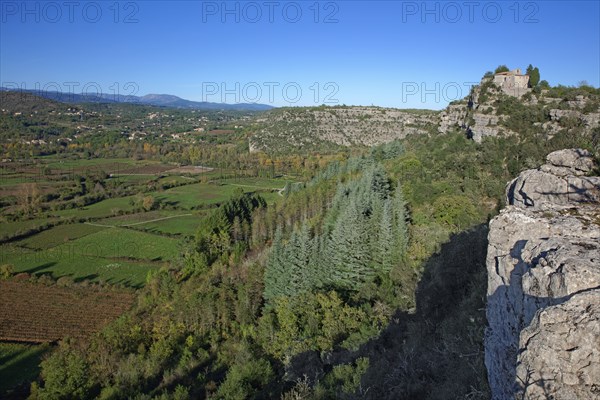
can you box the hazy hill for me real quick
[0,91,76,114]
[0,88,274,111]
[0,91,259,145]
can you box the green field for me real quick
[0,343,49,394]
[0,176,55,187]
[152,182,244,209]
[1,157,295,287]
[152,180,286,209]
[131,214,204,236]
[219,176,294,188]
[52,196,137,219]
[92,211,203,236]
[99,210,172,226]
[0,218,61,238]
[62,228,180,261]
[17,223,106,249]
[43,157,137,171]
[1,244,159,287]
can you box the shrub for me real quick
[0,264,15,279]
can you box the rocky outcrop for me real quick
[439,76,600,144]
[485,149,600,399]
[438,79,515,142]
[507,149,600,209]
[438,103,468,134]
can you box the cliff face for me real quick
[249,106,439,152]
[485,149,600,399]
[439,78,600,143]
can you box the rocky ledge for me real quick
[485,149,600,399]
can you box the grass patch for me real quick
[0,218,60,238]
[99,210,172,226]
[1,241,162,288]
[131,213,204,236]
[152,182,241,209]
[51,195,137,219]
[0,342,49,395]
[62,228,180,261]
[219,176,294,189]
[16,223,106,249]
[153,180,286,209]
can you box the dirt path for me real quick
[226,183,296,197]
[85,213,193,228]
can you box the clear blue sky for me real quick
[1,1,599,109]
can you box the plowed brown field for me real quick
[0,281,135,343]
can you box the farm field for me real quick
[100,210,206,235]
[148,176,291,208]
[51,195,138,219]
[0,280,135,342]
[1,156,296,288]
[130,213,204,236]
[152,182,253,209]
[0,217,61,240]
[62,228,180,261]
[0,244,160,287]
[16,223,105,249]
[219,176,295,188]
[99,210,181,226]
[0,342,49,395]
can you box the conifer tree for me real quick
[328,199,373,290]
[375,199,394,273]
[392,183,409,257]
[263,227,287,302]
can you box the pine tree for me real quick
[308,234,328,290]
[328,199,373,290]
[263,227,287,302]
[375,199,394,273]
[392,183,409,258]
[526,64,540,87]
[369,164,391,199]
[285,224,312,296]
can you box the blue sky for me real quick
[1,1,599,109]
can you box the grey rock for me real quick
[546,148,595,174]
[506,149,600,209]
[516,291,600,400]
[485,149,600,399]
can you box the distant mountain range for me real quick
[0,87,274,111]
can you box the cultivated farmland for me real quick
[1,156,294,287]
[0,280,135,343]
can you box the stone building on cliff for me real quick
[493,68,530,97]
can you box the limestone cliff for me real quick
[439,77,600,143]
[485,149,600,399]
[248,106,438,153]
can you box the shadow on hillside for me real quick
[74,273,99,283]
[23,262,57,275]
[288,224,492,400]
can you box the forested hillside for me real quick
[24,112,596,398]
[2,75,599,400]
